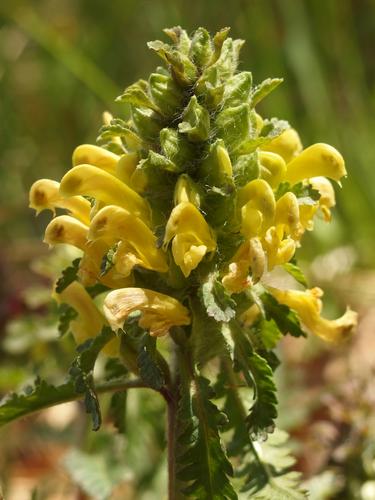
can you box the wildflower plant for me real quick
[2,27,357,498]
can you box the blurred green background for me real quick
[0,1,375,498]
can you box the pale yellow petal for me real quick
[284,143,346,185]
[60,164,151,223]
[269,286,357,342]
[258,151,286,188]
[261,128,303,163]
[72,144,119,174]
[29,179,91,224]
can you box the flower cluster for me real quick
[29,26,356,349]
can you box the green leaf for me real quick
[215,103,251,152]
[251,77,283,106]
[200,273,236,322]
[233,152,260,187]
[148,40,197,87]
[282,262,308,287]
[69,326,116,430]
[108,391,127,434]
[159,127,194,169]
[231,323,277,438]
[178,96,210,142]
[177,375,237,499]
[131,106,163,141]
[57,303,78,336]
[0,377,76,428]
[189,297,230,368]
[149,73,183,117]
[190,27,213,68]
[62,449,128,500]
[55,258,81,293]
[239,429,307,499]
[222,71,252,108]
[261,293,306,338]
[137,335,166,390]
[97,118,142,152]
[116,79,161,114]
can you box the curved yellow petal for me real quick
[115,152,139,183]
[54,281,119,355]
[88,205,168,274]
[72,144,119,174]
[263,227,296,270]
[285,143,346,185]
[60,165,151,223]
[222,237,265,293]
[238,179,276,237]
[163,202,216,276]
[172,233,208,278]
[275,192,302,239]
[103,288,190,336]
[174,174,201,207]
[29,179,91,224]
[310,176,336,222]
[261,128,303,163]
[44,215,88,249]
[258,151,286,188]
[268,287,357,342]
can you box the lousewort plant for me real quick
[5,27,358,498]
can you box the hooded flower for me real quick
[238,179,276,238]
[72,144,120,175]
[59,164,151,223]
[261,127,303,163]
[163,201,216,277]
[222,237,265,293]
[29,179,91,225]
[103,287,190,336]
[89,205,168,275]
[268,286,357,342]
[284,143,346,185]
[54,280,119,355]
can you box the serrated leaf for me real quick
[282,263,308,287]
[160,127,194,169]
[137,335,165,390]
[0,378,75,428]
[239,429,307,498]
[131,106,163,141]
[178,95,210,142]
[251,77,283,106]
[231,323,277,438]
[177,375,237,499]
[190,27,213,68]
[261,292,306,338]
[189,297,229,367]
[57,303,78,336]
[55,258,81,293]
[149,73,183,117]
[62,449,128,500]
[215,103,251,152]
[69,326,116,430]
[200,273,236,322]
[222,71,253,108]
[108,391,127,434]
[233,152,260,187]
[116,80,161,114]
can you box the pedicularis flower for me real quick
[30,26,356,352]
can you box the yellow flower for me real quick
[43,215,131,288]
[222,237,265,293]
[310,176,336,222]
[258,151,286,188]
[103,288,190,336]
[54,280,119,355]
[261,128,303,163]
[29,179,91,225]
[275,192,302,240]
[174,174,201,207]
[59,164,151,223]
[238,179,276,238]
[72,144,120,175]
[89,205,168,275]
[163,202,216,277]
[115,152,139,184]
[284,143,346,185]
[268,286,357,342]
[262,227,296,270]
